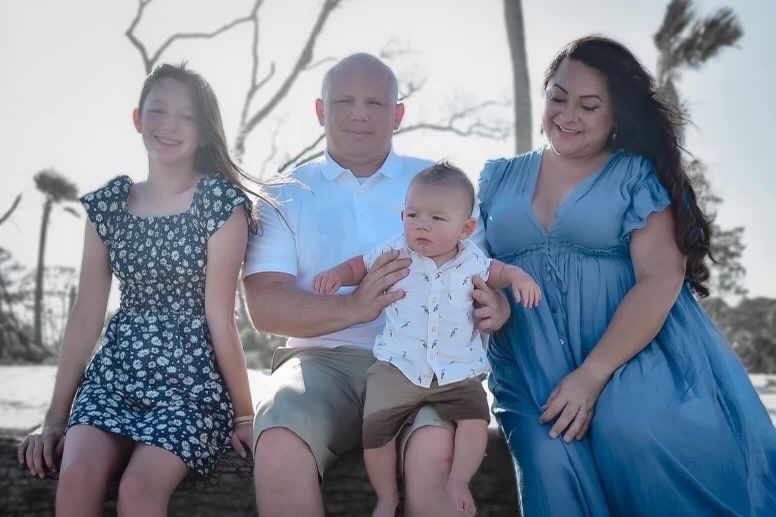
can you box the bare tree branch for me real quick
[305,57,337,71]
[398,77,426,101]
[260,121,284,177]
[234,0,343,157]
[278,133,326,173]
[126,0,153,73]
[0,194,22,227]
[237,0,271,143]
[379,38,417,61]
[126,0,257,74]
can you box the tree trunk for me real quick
[34,199,52,347]
[503,0,532,153]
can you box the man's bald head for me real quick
[321,53,399,103]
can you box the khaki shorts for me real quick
[252,346,454,476]
[362,361,490,449]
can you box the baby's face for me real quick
[402,182,475,262]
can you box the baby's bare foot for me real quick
[372,495,399,517]
[446,477,476,517]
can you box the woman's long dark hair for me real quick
[544,35,713,297]
[138,63,278,232]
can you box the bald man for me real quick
[243,53,510,517]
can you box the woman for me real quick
[480,36,776,516]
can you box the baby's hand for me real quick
[511,271,542,308]
[313,270,342,294]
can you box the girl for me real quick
[18,63,267,516]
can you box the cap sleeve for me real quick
[79,175,130,244]
[195,173,256,239]
[478,158,511,221]
[620,157,671,242]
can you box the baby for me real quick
[313,161,540,517]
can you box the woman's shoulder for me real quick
[609,151,656,179]
[479,148,542,206]
[482,148,542,176]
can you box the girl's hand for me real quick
[538,363,611,442]
[230,423,254,460]
[17,421,67,478]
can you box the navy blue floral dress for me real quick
[68,172,254,475]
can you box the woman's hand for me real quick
[539,363,611,442]
[17,421,67,478]
[230,423,254,460]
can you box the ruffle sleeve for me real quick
[478,158,512,221]
[79,175,131,244]
[620,157,671,242]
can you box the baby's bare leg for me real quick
[364,440,400,517]
[447,419,488,517]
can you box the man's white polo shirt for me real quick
[244,150,434,349]
[364,234,492,387]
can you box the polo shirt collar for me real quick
[320,149,401,181]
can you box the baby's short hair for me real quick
[409,161,475,213]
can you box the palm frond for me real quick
[673,8,743,69]
[33,169,79,202]
[654,0,693,53]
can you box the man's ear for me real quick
[393,102,405,131]
[132,108,142,133]
[459,217,477,240]
[315,98,325,126]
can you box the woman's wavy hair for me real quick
[138,63,278,231]
[543,35,713,297]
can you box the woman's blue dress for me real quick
[480,149,776,516]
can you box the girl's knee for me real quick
[118,470,153,501]
[57,459,107,493]
[117,470,171,514]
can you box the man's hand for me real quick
[347,250,410,324]
[472,275,511,333]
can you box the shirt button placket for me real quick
[545,258,567,348]
[428,277,440,358]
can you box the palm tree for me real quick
[654,0,742,137]
[653,0,746,299]
[33,169,79,347]
[503,0,532,153]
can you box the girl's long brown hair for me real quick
[138,63,278,232]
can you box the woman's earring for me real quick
[610,127,618,145]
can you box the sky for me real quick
[1,0,774,307]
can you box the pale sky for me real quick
[1,0,774,305]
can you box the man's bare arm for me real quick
[244,251,408,338]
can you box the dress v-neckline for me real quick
[527,149,619,234]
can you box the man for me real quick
[243,53,509,517]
